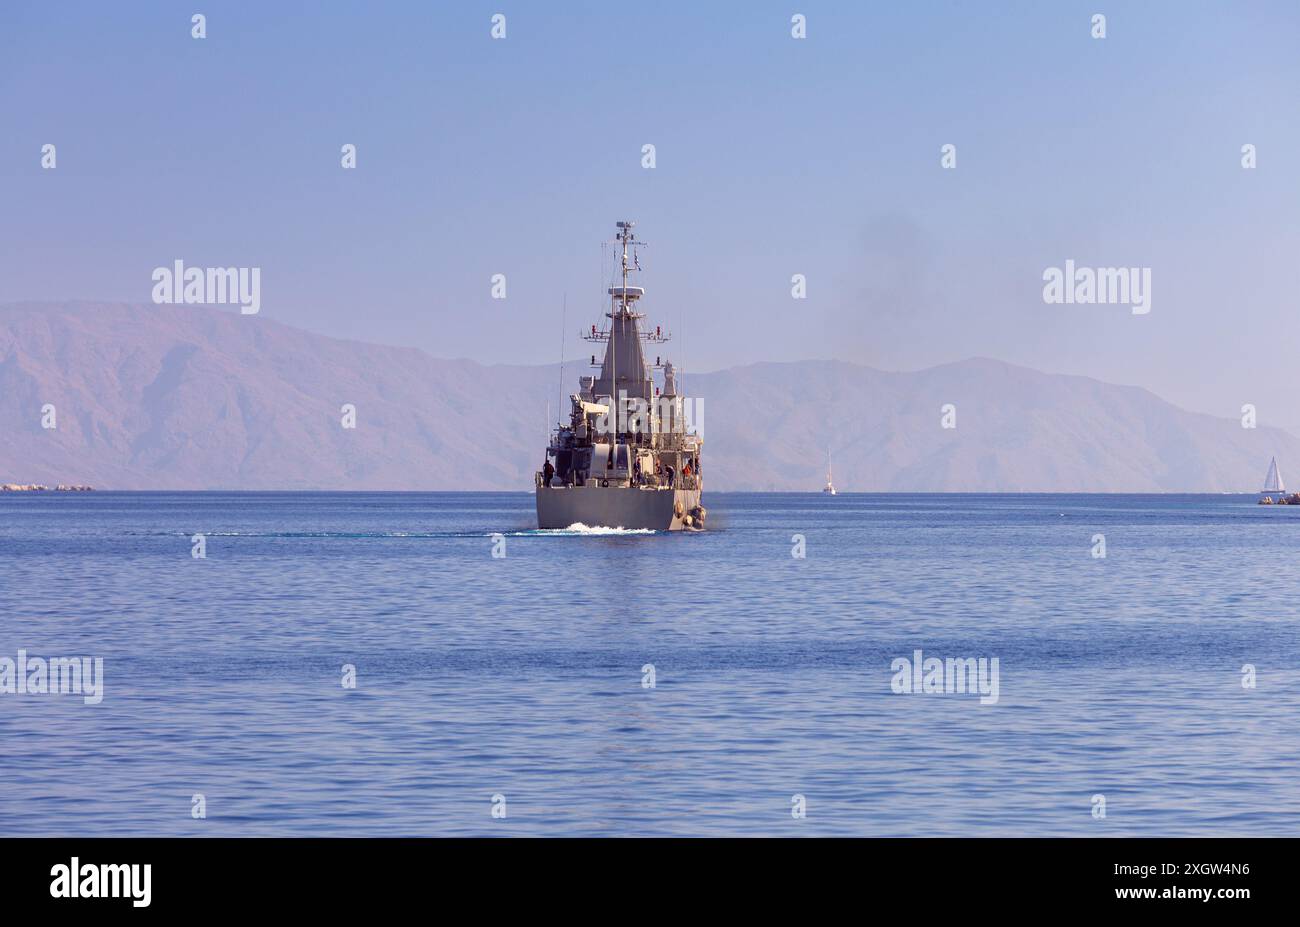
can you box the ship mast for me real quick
[619,221,633,313]
[580,221,668,467]
[614,220,640,440]
[614,221,629,442]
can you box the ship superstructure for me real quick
[535,222,705,530]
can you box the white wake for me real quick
[547,522,657,535]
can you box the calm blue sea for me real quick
[2,492,1299,837]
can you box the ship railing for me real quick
[538,469,698,491]
[646,475,700,491]
[540,471,593,489]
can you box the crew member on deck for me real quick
[542,459,555,487]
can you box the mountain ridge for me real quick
[1,301,1290,492]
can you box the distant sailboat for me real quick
[1263,457,1284,494]
[1260,456,1286,504]
[823,451,836,495]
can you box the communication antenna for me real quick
[556,293,567,430]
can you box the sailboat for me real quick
[823,451,836,495]
[1259,456,1286,504]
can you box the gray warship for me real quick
[536,221,705,531]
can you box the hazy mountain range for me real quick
[1,301,1291,492]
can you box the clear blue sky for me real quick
[2,2,1298,429]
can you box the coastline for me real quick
[1,484,94,492]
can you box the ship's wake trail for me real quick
[513,522,658,536]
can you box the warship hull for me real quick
[536,484,702,531]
